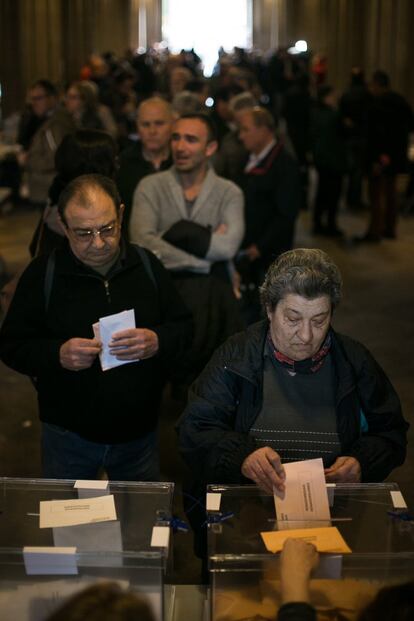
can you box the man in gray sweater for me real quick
[130,113,244,386]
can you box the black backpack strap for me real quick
[133,244,158,292]
[44,249,56,313]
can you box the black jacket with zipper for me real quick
[178,320,408,484]
[0,241,192,443]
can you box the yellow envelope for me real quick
[261,526,352,554]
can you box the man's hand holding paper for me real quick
[109,327,159,361]
[59,338,101,371]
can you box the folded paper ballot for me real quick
[93,309,136,371]
[274,458,331,529]
[39,494,117,528]
[261,526,352,554]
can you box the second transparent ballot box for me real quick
[0,478,174,620]
[207,483,414,621]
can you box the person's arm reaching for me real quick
[277,538,318,621]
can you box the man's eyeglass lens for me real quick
[71,223,117,243]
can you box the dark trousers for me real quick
[368,173,398,238]
[314,168,343,231]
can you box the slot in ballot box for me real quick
[0,478,174,621]
[207,483,414,621]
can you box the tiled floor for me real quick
[0,199,413,582]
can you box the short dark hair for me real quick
[31,79,58,98]
[46,582,156,621]
[177,112,218,143]
[55,130,118,182]
[57,174,122,225]
[372,70,390,89]
[260,248,343,312]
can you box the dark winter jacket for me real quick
[0,241,192,443]
[240,143,302,264]
[178,321,408,484]
[116,141,172,234]
[311,104,348,173]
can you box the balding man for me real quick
[116,97,173,234]
[236,107,302,321]
[0,174,192,480]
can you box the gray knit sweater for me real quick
[129,166,244,273]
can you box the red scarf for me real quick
[267,330,332,374]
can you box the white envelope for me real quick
[93,309,136,371]
[274,458,331,529]
[40,495,117,528]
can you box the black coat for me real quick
[0,241,192,443]
[366,91,414,174]
[240,143,302,265]
[116,141,172,234]
[178,321,408,484]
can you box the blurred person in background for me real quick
[360,70,414,241]
[236,107,301,322]
[64,81,105,131]
[30,129,118,257]
[19,79,75,207]
[339,67,371,210]
[311,85,347,237]
[117,97,173,234]
[213,90,257,179]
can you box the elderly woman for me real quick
[178,248,408,494]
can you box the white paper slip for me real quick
[93,308,136,371]
[391,490,407,509]
[151,526,170,548]
[274,458,331,527]
[75,480,109,499]
[206,492,221,511]
[23,546,78,575]
[74,480,108,490]
[40,494,117,528]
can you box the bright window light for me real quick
[295,40,308,52]
[162,0,252,76]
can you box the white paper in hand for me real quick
[92,309,136,371]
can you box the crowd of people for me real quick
[0,44,412,620]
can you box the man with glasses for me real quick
[18,79,75,206]
[0,174,192,481]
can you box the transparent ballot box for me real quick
[0,478,174,620]
[207,483,414,621]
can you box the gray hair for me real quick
[259,248,343,311]
[229,91,257,113]
[172,91,204,116]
